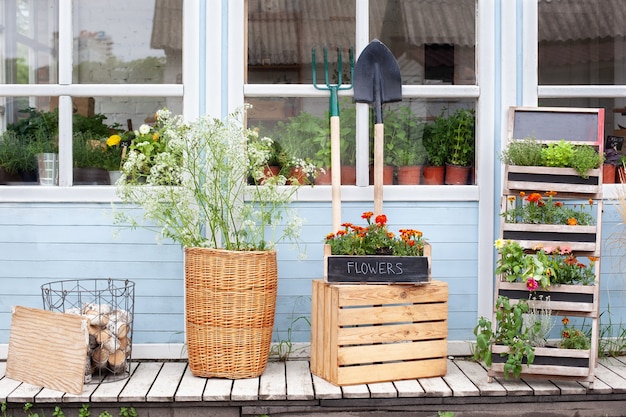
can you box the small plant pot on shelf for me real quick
[602,164,616,183]
[422,165,445,185]
[444,164,470,185]
[397,165,422,185]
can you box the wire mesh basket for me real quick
[41,279,135,383]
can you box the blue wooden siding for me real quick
[4,198,623,347]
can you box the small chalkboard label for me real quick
[605,135,624,151]
[326,255,429,284]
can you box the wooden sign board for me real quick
[508,106,604,149]
[6,306,88,395]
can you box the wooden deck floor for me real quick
[3,357,626,417]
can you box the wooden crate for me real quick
[323,243,431,284]
[310,279,448,386]
[503,165,601,197]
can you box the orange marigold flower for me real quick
[588,198,594,205]
[554,201,563,207]
[546,191,557,197]
[361,211,374,220]
[567,217,578,226]
[519,191,526,197]
[562,317,570,325]
[336,230,346,236]
[408,240,415,247]
[564,255,578,266]
[562,330,570,339]
[508,196,516,202]
[588,256,599,262]
[375,214,387,226]
[526,193,543,203]
[325,233,335,240]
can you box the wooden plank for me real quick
[286,360,314,400]
[596,359,626,393]
[443,359,480,397]
[367,381,397,398]
[146,362,187,402]
[174,365,206,402]
[341,383,370,398]
[203,378,233,401]
[453,359,507,396]
[551,379,587,395]
[339,339,446,365]
[6,382,43,403]
[338,321,447,345]
[493,377,533,396]
[311,374,343,399]
[6,306,88,395]
[338,302,447,326]
[231,377,259,401]
[418,377,452,397]
[0,377,23,402]
[90,363,137,402]
[61,378,101,403]
[337,358,447,386]
[118,362,163,402]
[259,361,286,400]
[521,378,560,396]
[35,386,66,402]
[337,280,448,307]
[393,379,425,397]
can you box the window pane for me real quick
[539,0,626,86]
[247,0,355,84]
[73,0,182,84]
[247,97,476,185]
[371,0,476,85]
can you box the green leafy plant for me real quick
[501,191,595,226]
[572,144,603,178]
[115,107,308,251]
[541,140,601,178]
[445,108,475,167]
[384,105,427,166]
[500,136,544,166]
[473,296,536,379]
[324,211,427,256]
[495,239,597,289]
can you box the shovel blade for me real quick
[353,39,402,105]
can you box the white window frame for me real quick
[0,0,197,202]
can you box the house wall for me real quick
[0,200,480,350]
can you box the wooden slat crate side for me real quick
[490,363,590,378]
[338,339,447,366]
[492,345,591,359]
[502,223,597,234]
[336,357,447,386]
[504,166,601,196]
[336,280,448,307]
[310,280,322,376]
[337,321,448,345]
[337,302,447,326]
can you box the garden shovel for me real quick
[353,39,402,215]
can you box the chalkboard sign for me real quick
[509,107,604,147]
[325,255,430,284]
[606,135,624,151]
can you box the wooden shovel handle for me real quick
[330,115,341,232]
[374,123,384,215]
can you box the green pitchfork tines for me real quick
[312,46,354,117]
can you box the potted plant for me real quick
[388,110,427,184]
[323,211,430,283]
[602,147,620,183]
[422,114,449,185]
[0,132,35,184]
[443,108,475,184]
[114,107,309,379]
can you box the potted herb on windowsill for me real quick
[114,107,311,379]
[443,108,475,185]
[422,118,448,185]
[602,147,620,184]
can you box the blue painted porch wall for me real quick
[0,200,479,345]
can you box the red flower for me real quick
[361,211,374,220]
[526,193,542,203]
[526,278,539,291]
[375,214,387,226]
[562,317,570,325]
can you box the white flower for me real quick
[139,124,151,135]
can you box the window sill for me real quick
[0,184,481,203]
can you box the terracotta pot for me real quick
[602,164,616,183]
[340,165,357,185]
[422,165,445,185]
[314,167,332,185]
[288,167,308,185]
[369,165,395,185]
[397,165,422,185]
[444,164,470,185]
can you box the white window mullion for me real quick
[57,1,73,187]
[355,0,369,186]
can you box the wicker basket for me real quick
[184,247,277,378]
